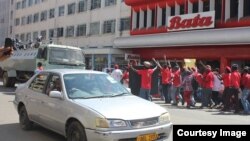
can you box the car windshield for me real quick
[49,47,84,66]
[64,73,130,99]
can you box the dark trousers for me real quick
[222,87,232,110]
[231,88,240,112]
[162,83,171,103]
[212,91,221,106]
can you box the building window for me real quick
[192,2,198,13]
[105,0,116,7]
[151,9,156,27]
[68,3,76,15]
[143,10,147,28]
[33,13,39,23]
[215,0,222,20]
[49,29,54,38]
[49,8,55,18]
[40,10,47,21]
[27,15,32,24]
[170,7,175,16]
[20,34,25,41]
[28,0,33,6]
[40,30,46,40]
[120,17,130,31]
[66,26,75,37]
[230,0,238,19]
[57,27,64,37]
[162,8,166,26]
[78,0,87,13]
[243,0,250,17]
[103,20,116,34]
[180,4,185,15]
[34,0,40,4]
[90,22,100,35]
[26,33,31,41]
[15,34,19,40]
[76,24,87,36]
[136,12,140,29]
[59,6,65,17]
[16,2,21,10]
[91,0,101,10]
[15,18,20,26]
[203,0,210,12]
[21,16,26,25]
[22,0,27,9]
[33,31,38,40]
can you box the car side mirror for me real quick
[49,91,63,99]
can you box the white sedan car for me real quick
[14,69,172,141]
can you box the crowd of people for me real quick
[110,57,250,115]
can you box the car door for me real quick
[39,74,68,134]
[25,72,50,123]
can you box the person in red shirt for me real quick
[171,65,183,105]
[153,57,172,103]
[240,66,250,114]
[200,65,214,108]
[230,64,241,113]
[221,66,232,111]
[130,61,157,101]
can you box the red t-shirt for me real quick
[231,71,241,88]
[246,75,250,89]
[241,73,249,88]
[203,71,214,89]
[194,73,203,87]
[137,69,154,89]
[173,70,181,87]
[161,68,171,84]
[222,73,231,87]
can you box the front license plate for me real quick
[136,133,158,141]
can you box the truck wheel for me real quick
[3,72,16,87]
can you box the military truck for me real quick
[0,41,85,87]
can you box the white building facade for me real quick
[10,0,131,70]
[0,0,11,45]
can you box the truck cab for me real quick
[0,43,85,87]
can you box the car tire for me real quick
[19,106,33,130]
[67,121,87,141]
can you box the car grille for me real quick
[129,117,159,128]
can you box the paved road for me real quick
[0,85,249,141]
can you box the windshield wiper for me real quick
[111,92,130,97]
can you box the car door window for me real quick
[29,73,49,93]
[46,75,62,95]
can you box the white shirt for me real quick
[111,69,123,82]
[213,74,222,91]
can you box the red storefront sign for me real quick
[167,11,215,31]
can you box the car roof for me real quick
[42,69,106,75]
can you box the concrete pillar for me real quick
[210,0,215,11]
[225,0,230,21]
[139,10,144,28]
[157,6,162,27]
[166,5,171,26]
[198,0,203,12]
[238,0,243,20]
[108,53,112,68]
[132,10,137,29]
[175,2,180,15]
[91,54,95,70]
[188,0,193,14]
[147,9,152,28]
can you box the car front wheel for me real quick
[67,121,87,141]
[19,106,33,130]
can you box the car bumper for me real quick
[85,122,173,141]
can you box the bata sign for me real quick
[125,53,140,60]
[167,11,215,32]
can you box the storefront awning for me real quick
[113,27,250,48]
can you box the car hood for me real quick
[73,95,167,120]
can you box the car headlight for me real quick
[95,118,127,128]
[159,113,170,124]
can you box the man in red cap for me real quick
[221,66,232,111]
[130,61,157,101]
[200,65,214,108]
